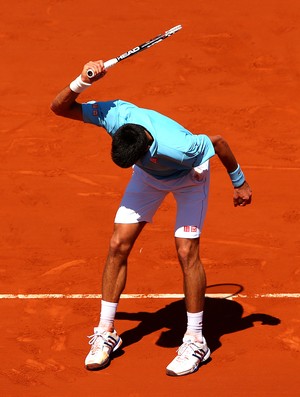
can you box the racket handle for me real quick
[104,58,118,69]
[86,58,118,78]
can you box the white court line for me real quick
[0,293,299,299]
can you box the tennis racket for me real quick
[86,24,182,78]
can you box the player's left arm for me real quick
[208,135,252,207]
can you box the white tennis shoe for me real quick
[166,335,210,376]
[85,327,122,370]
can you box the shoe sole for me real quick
[166,348,211,377]
[85,337,123,370]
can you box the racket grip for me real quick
[104,58,118,69]
[86,58,118,78]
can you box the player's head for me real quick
[111,123,151,168]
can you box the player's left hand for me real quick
[233,181,252,207]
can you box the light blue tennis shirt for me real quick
[82,100,215,180]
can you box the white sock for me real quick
[98,300,118,331]
[186,311,203,341]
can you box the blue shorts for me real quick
[114,161,210,238]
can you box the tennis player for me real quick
[51,60,252,376]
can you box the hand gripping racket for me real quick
[86,25,182,78]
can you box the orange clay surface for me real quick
[0,1,299,396]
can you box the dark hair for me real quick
[111,123,149,168]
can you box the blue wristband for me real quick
[229,164,245,188]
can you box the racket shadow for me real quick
[116,295,280,353]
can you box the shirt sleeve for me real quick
[82,100,121,136]
[82,100,141,137]
[162,133,215,166]
[186,134,215,166]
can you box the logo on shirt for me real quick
[150,157,158,163]
[92,103,98,116]
[184,226,197,233]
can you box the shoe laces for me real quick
[88,332,102,345]
[87,332,106,354]
[88,330,118,354]
[177,341,202,360]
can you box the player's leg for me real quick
[101,222,146,306]
[175,236,206,314]
[85,167,167,370]
[166,163,211,376]
[173,162,210,317]
[173,161,210,314]
[166,240,210,376]
[85,222,145,370]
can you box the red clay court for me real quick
[0,1,299,396]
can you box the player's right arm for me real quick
[50,87,83,121]
[50,60,107,121]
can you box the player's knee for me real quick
[176,239,198,266]
[109,234,132,257]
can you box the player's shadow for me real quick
[116,294,280,353]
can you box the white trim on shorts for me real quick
[114,161,210,238]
